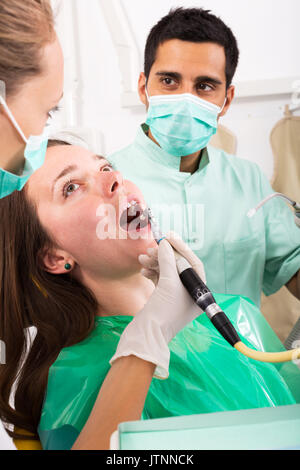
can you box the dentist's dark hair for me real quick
[0,140,98,442]
[144,7,239,88]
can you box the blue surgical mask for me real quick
[145,89,226,157]
[0,95,49,199]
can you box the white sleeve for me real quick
[0,421,16,450]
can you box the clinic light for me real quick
[146,208,300,364]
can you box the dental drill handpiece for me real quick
[146,209,241,347]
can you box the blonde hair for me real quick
[0,0,56,98]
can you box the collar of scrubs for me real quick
[139,123,210,173]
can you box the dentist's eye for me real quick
[47,105,61,119]
[197,83,214,92]
[161,77,176,86]
[164,78,174,85]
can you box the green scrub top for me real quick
[108,124,300,307]
[38,294,300,451]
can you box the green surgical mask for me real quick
[0,95,49,199]
[145,90,226,157]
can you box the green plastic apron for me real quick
[38,293,300,450]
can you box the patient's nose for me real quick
[101,171,123,199]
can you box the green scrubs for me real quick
[108,124,300,307]
[38,294,300,450]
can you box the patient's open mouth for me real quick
[119,200,149,232]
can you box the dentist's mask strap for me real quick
[0,95,28,143]
[0,95,49,199]
[144,83,227,157]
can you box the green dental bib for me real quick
[38,293,300,450]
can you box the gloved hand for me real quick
[109,237,205,379]
[138,231,206,285]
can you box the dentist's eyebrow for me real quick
[194,75,223,86]
[156,71,181,81]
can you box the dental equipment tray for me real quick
[111,404,300,450]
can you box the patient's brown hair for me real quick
[0,141,98,441]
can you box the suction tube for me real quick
[146,208,300,364]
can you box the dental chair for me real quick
[13,428,42,450]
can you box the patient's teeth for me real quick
[128,205,137,216]
[127,200,137,208]
[127,200,138,216]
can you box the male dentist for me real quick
[109,7,300,308]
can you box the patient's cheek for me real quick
[44,205,96,253]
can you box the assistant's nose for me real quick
[99,170,124,199]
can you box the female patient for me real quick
[0,140,298,450]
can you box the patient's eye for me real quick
[61,162,114,199]
[100,163,114,172]
[63,181,80,198]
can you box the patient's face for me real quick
[26,145,156,278]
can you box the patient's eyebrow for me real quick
[93,155,106,162]
[52,157,109,194]
[52,164,78,191]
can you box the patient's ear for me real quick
[42,248,74,274]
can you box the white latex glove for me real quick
[109,238,204,379]
[138,231,206,286]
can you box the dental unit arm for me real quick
[247,192,300,228]
[146,208,300,364]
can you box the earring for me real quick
[64,263,72,271]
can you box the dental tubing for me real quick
[247,192,300,228]
[146,208,300,364]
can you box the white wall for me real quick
[52,0,300,180]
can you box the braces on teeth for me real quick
[127,200,138,216]
[126,200,146,220]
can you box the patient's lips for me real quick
[119,197,149,232]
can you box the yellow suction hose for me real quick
[234,341,300,363]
